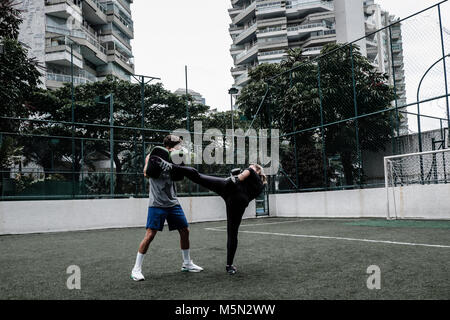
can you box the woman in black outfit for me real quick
[150,157,267,275]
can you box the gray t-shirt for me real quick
[148,171,180,208]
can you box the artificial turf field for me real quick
[0,217,449,300]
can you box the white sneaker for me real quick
[181,260,204,273]
[131,269,145,281]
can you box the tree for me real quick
[24,76,209,195]
[0,0,42,126]
[317,44,395,185]
[236,44,395,188]
[0,0,42,196]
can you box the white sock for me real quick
[133,252,145,271]
[182,249,191,264]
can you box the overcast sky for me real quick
[131,0,450,118]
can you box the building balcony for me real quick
[231,65,247,76]
[301,46,322,55]
[391,31,401,39]
[106,13,134,39]
[99,27,132,51]
[258,26,285,38]
[256,1,285,19]
[287,22,331,40]
[394,72,405,81]
[367,44,378,54]
[258,49,286,62]
[231,0,245,6]
[46,25,108,65]
[393,59,404,67]
[103,2,134,38]
[45,36,84,69]
[45,0,82,19]
[115,0,132,14]
[235,70,250,87]
[46,72,95,89]
[365,20,377,32]
[286,0,334,19]
[106,43,134,74]
[234,23,257,45]
[232,1,256,25]
[230,44,245,54]
[228,7,242,19]
[258,37,288,50]
[299,29,336,47]
[365,38,377,47]
[235,44,258,65]
[392,43,402,53]
[82,0,108,25]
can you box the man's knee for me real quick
[179,227,189,236]
[145,229,157,241]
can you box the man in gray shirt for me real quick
[131,135,203,281]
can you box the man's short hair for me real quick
[163,135,182,148]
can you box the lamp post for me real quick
[228,87,239,138]
[228,87,239,170]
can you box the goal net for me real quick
[384,149,450,219]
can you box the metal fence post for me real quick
[290,72,299,191]
[350,46,362,186]
[108,94,114,197]
[70,43,76,199]
[317,62,328,189]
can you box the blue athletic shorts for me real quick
[146,205,189,231]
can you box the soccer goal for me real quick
[384,148,450,220]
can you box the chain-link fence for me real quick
[1,1,449,201]
[249,1,450,194]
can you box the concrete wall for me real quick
[362,128,449,185]
[0,197,256,235]
[2,183,448,234]
[270,184,450,220]
[335,0,367,56]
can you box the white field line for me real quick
[211,220,301,229]
[204,228,450,249]
[211,218,357,229]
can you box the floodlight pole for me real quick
[106,93,114,197]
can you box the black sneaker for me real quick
[226,265,237,275]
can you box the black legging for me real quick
[173,166,249,266]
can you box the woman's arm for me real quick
[143,154,150,178]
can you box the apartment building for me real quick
[364,0,407,132]
[228,1,405,94]
[18,0,135,89]
[174,89,206,106]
